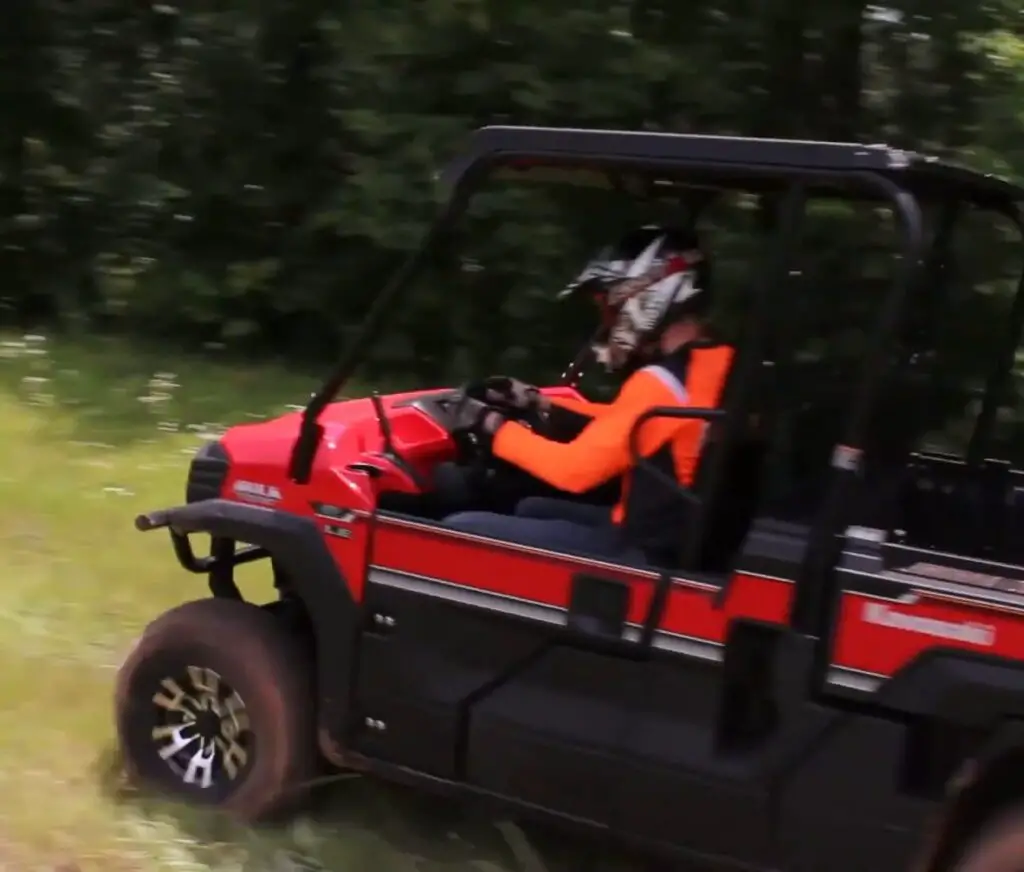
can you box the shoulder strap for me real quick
[637,364,689,403]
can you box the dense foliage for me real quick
[3,0,1024,394]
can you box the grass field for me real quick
[0,333,619,872]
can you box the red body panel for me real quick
[220,384,593,512]
[221,388,455,514]
[213,386,1024,678]
[831,590,1024,678]
[372,515,794,640]
[213,385,793,649]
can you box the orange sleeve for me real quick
[493,371,676,493]
[550,396,608,417]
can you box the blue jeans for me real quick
[444,497,645,564]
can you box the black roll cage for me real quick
[287,127,1024,635]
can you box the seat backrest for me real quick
[677,343,774,570]
[624,342,773,571]
[693,418,772,571]
[622,347,733,569]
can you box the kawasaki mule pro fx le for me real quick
[119,126,1024,872]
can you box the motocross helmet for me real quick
[559,225,712,371]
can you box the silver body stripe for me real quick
[370,512,798,590]
[368,567,724,663]
[825,666,885,694]
[368,568,894,690]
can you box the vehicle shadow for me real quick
[95,747,664,872]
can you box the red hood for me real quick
[221,386,452,463]
[218,383,588,512]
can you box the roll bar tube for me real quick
[790,170,926,635]
[833,172,926,451]
[288,190,471,482]
[627,405,726,646]
[966,202,1024,465]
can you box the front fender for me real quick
[137,498,359,743]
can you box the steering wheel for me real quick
[449,376,540,458]
[447,380,503,465]
[439,379,562,512]
[466,376,546,416]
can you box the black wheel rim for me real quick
[149,665,254,793]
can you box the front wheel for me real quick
[114,598,316,820]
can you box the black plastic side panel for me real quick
[614,655,775,861]
[158,499,359,740]
[351,580,551,778]
[776,714,935,872]
[462,629,842,865]
[613,632,835,866]
[878,650,1024,724]
[465,646,635,828]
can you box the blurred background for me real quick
[4,1,1024,380]
[2,1,1024,870]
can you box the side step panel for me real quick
[465,646,635,828]
[776,715,936,872]
[612,654,775,861]
[611,629,835,866]
[349,578,551,779]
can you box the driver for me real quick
[444,225,735,565]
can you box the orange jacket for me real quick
[493,345,735,524]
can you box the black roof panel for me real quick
[440,125,1024,206]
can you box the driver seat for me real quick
[689,413,771,571]
[628,355,772,573]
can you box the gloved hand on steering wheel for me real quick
[452,397,507,452]
[483,376,550,414]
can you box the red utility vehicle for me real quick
[117,126,1024,872]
